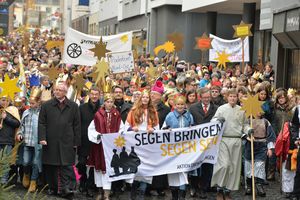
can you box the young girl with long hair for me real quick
[125,90,159,200]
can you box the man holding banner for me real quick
[210,88,252,200]
[189,87,218,199]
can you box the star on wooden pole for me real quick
[240,93,263,200]
[194,32,213,50]
[89,37,111,60]
[233,20,253,39]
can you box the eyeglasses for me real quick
[211,90,219,93]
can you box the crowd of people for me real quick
[0,30,300,200]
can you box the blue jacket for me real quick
[163,110,194,129]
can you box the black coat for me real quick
[77,100,101,158]
[38,98,81,166]
[115,100,132,123]
[156,101,171,129]
[151,101,171,189]
[0,112,20,145]
[189,102,218,125]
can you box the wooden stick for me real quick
[242,39,245,75]
[250,115,256,200]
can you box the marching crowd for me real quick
[0,30,300,200]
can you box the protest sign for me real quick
[107,51,134,73]
[101,121,224,181]
[209,34,249,62]
[63,27,132,66]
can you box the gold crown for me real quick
[288,88,297,96]
[29,88,42,101]
[104,93,114,102]
[14,97,22,107]
[251,71,261,80]
[40,90,52,102]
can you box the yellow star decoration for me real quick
[46,40,65,52]
[114,135,126,148]
[73,73,88,92]
[240,93,264,119]
[47,65,60,81]
[93,58,110,85]
[154,41,176,55]
[132,36,142,47]
[0,74,22,99]
[215,50,231,69]
[233,20,253,39]
[147,62,159,79]
[89,37,111,60]
[120,34,129,43]
[167,32,184,52]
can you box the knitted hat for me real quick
[151,80,164,95]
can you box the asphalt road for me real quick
[12,177,286,200]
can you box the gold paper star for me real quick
[215,50,231,69]
[47,65,60,81]
[147,62,159,78]
[132,36,142,48]
[195,32,213,50]
[167,32,184,52]
[93,58,110,85]
[0,74,22,99]
[46,40,64,52]
[114,136,126,148]
[73,73,88,92]
[233,21,253,39]
[240,93,264,119]
[89,37,110,60]
[120,34,129,43]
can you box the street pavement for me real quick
[12,177,287,200]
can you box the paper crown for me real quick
[251,71,262,80]
[288,88,297,96]
[40,89,52,102]
[29,87,42,100]
[14,97,22,107]
[104,93,114,102]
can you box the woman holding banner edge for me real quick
[162,95,194,200]
[124,90,159,200]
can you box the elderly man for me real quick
[38,82,81,198]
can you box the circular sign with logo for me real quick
[67,43,82,58]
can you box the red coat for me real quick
[275,122,290,161]
[87,107,121,171]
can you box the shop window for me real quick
[287,49,300,89]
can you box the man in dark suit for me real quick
[111,85,132,196]
[189,87,218,199]
[113,86,132,123]
[77,86,101,197]
[38,82,81,199]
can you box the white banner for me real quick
[62,27,132,66]
[107,51,134,74]
[102,121,224,182]
[209,34,249,62]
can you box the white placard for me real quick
[209,34,249,62]
[107,51,134,73]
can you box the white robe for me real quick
[211,103,250,191]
